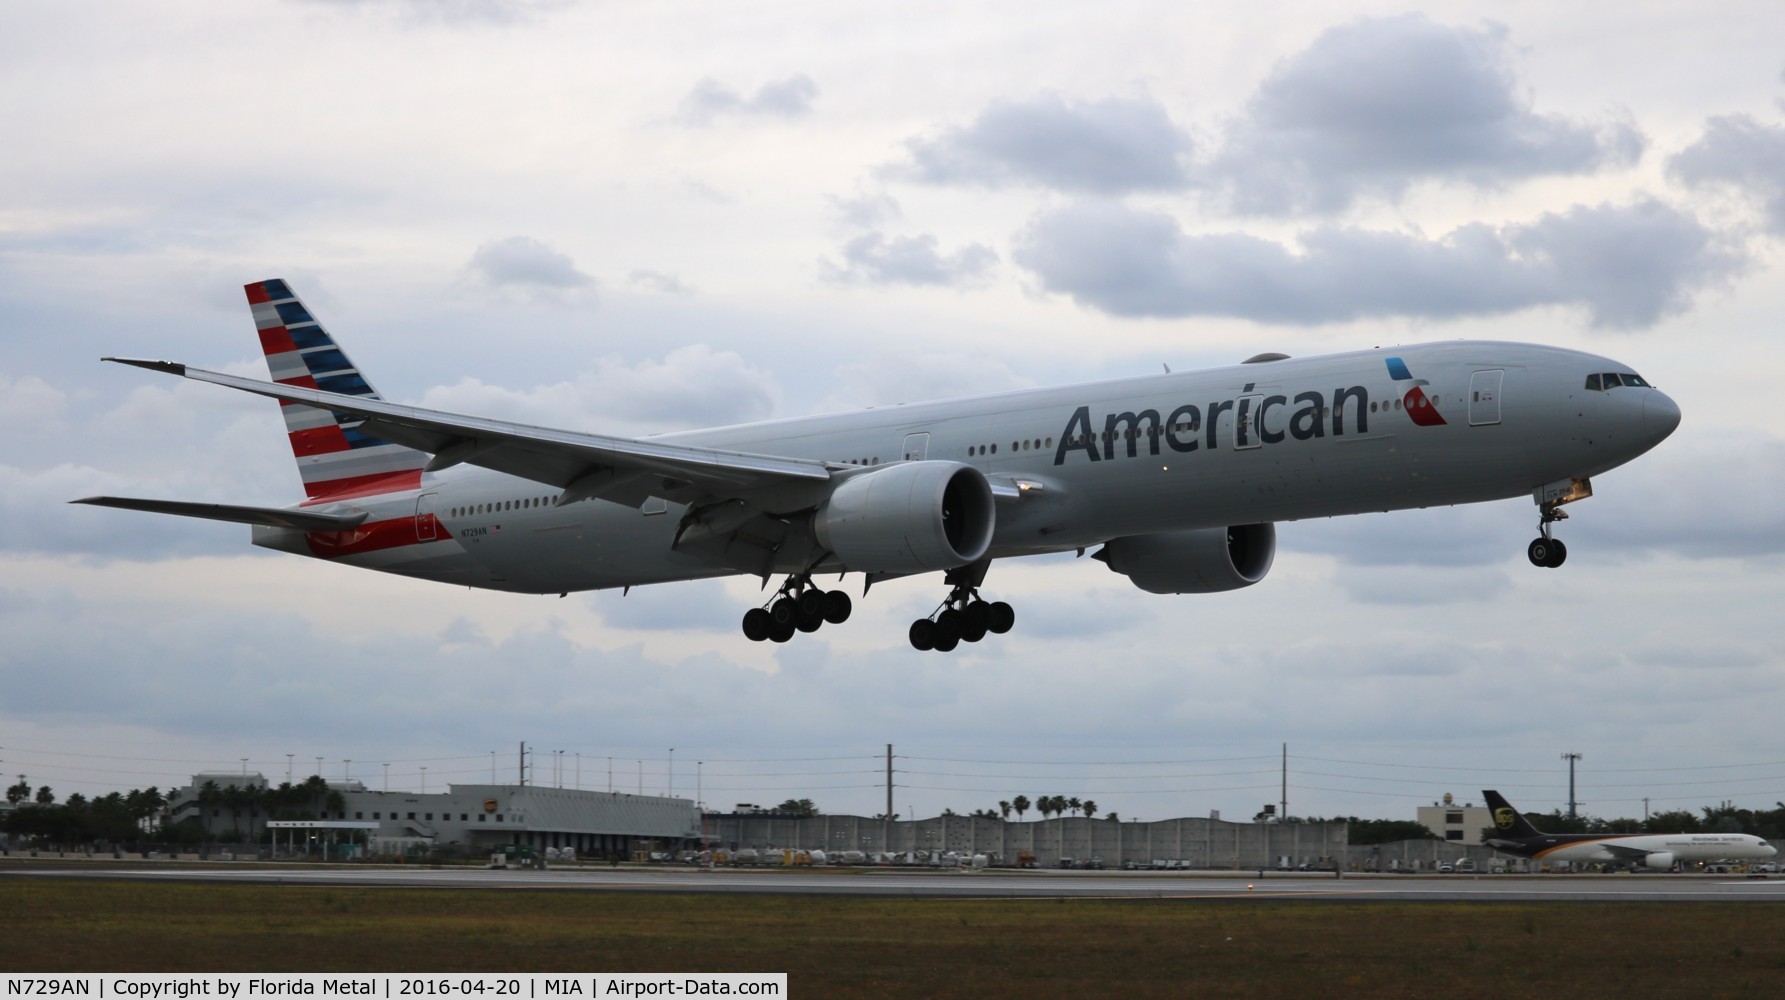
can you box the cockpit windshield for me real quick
[1585,372,1650,391]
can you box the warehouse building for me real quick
[163,772,699,856]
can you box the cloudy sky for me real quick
[5,0,1784,827]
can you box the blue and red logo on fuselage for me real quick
[1385,357,1446,427]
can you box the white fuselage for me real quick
[253,341,1679,594]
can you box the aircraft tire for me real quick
[963,600,991,632]
[741,608,772,642]
[823,590,853,625]
[1546,539,1568,568]
[933,632,960,653]
[797,589,826,619]
[908,619,936,651]
[961,620,988,643]
[987,601,1015,634]
[770,596,799,627]
[769,619,797,643]
[936,608,964,643]
[1527,538,1552,567]
[796,604,825,632]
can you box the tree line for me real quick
[3,775,350,849]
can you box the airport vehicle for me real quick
[1481,791,1777,871]
[77,280,1681,650]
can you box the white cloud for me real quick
[1669,114,1785,236]
[822,232,998,288]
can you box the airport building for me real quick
[164,772,699,857]
[1417,794,1495,845]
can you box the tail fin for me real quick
[246,279,428,501]
[1482,789,1545,840]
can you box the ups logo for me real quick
[1494,807,1515,830]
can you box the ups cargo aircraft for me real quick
[76,280,1681,651]
[1482,791,1776,871]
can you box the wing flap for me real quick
[71,496,369,532]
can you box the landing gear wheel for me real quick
[932,632,960,653]
[770,597,799,627]
[823,590,853,625]
[908,618,936,651]
[1528,538,1568,568]
[797,589,826,620]
[935,608,964,645]
[963,600,991,633]
[796,604,825,632]
[960,618,988,644]
[769,619,797,643]
[741,607,771,642]
[987,601,1015,634]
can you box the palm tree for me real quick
[1012,795,1030,820]
[34,785,55,806]
[1068,796,1082,817]
[1082,800,1098,819]
[999,800,1011,820]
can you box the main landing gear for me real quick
[741,575,852,643]
[908,573,1014,653]
[1527,502,1568,569]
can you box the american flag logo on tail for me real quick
[246,279,429,501]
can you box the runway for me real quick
[6,862,1784,902]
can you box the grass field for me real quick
[4,879,1784,998]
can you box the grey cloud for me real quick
[828,191,902,230]
[822,232,998,288]
[679,74,818,125]
[893,94,1194,195]
[1012,198,1741,329]
[1210,14,1644,213]
[1668,114,1785,236]
[627,269,693,296]
[468,236,595,291]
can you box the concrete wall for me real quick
[705,813,1354,869]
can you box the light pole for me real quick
[240,757,248,777]
[669,748,675,798]
[343,759,351,783]
[421,766,428,793]
[285,754,293,784]
[383,763,389,793]
[1562,752,1582,820]
[315,756,322,779]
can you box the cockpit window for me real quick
[1586,372,1652,391]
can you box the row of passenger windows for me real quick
[1586,372,1649,390]
[451,497,556,518]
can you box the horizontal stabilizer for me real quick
[70,496,368,532]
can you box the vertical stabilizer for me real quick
[1482,789,1546,841]
[246,279,428,501]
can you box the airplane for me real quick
[1481,790,1776,871]
[75,279,1681,651]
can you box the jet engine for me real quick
[1642,852,1674,871]
[1096,523,1276,594]
[813,461,995,574]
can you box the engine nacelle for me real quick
[813,461,995,574]
[1643,852,1675,871]
[1097,524,1276,594]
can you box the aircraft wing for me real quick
[70,496,370,531]
[105,358,834,509]
[1599,843,1658,862]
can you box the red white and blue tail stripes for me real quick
[246,279,428,501]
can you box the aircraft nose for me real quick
[1643,390,1682,444]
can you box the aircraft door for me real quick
[416,492,438,541]
[1234,395,1264,450]
[1469,370,1504,426]
[902,432,930,462]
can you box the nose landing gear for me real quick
[1527,503,1568,568]
[741,575,852,642]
